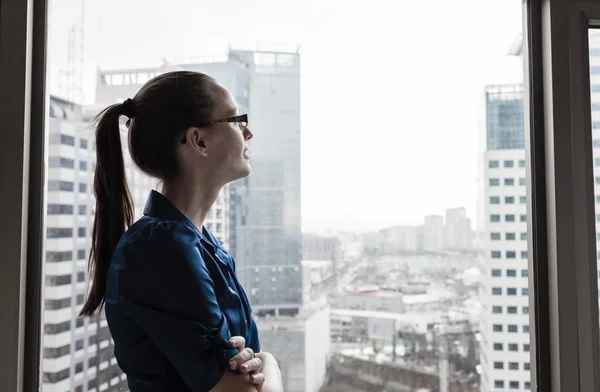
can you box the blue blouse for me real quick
[105,190,261,392]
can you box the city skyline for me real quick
[47,0,524,232]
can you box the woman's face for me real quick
[180,83,254,185]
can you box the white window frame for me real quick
[2,0,600,391]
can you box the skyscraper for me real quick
[479,84,531,392]
[43,96,128,392]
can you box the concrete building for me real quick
[479,83,531,392]
[256,305,331,392]
[302,233,342,267]
[423,215,445,251]
[43,96,127,392]
[444,207,474,250]
[378,226,419,253]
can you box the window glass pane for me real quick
[41,2,529,392]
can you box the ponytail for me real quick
[80,103,134,318]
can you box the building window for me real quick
[489,178,500,186]
[507,288,517,296]
[510,381,520,389]
[493,343,503,351]
[524,362,531,371]
[495,381,505,389]
[519,177,526,185]
[504,178,515,186]
[79,183,87,193]
[525,381,531,390]
[524,325,530,333]
[522,269,529,277]
[505,196,515,204]
[506,251,516,259]
[493,324,503,332]
[48,180,74,192]
[493,306,502,314]
[489,160,499,168]
[491,232,501,240]
[492,287,502,295]
[78,228,86,237]
[509,362,519,370]
[490,214,501,222]
[519,159,526,168]
[47,228,73,238]
[524,344,530,352]
[60,134,75,146]
[492,269,502,277]
[77,249,86,259]
[507,269,517,277]
[494,362,504,369]
[508,325,518,333]
[508,343,519,352]
[521,251,528,259]
[508,306,518,314]
[46,251,72,262]
[44,298,71,310]
[490,196,500,204]
[48,204,73,215]
[79,160,87,171]
[520,214,527,222]
[504,160,514,168]
[520,196,527,204]
[521,232,528,240]
[523,288,529,296]
[523,306,530,315]
[48,157,75,169]
[45,275,72,286]
[78,205,87,215]
[491,251,501,259]
[506,214,515,222]
[596,158,600,166]
[77,272,85,283]
[80,139,88,149]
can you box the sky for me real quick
[47,0,524,233]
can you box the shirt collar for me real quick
[143,190,223,250]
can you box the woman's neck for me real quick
[161,178,222,230]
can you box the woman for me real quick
[79,71,283,392]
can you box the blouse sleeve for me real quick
[118,221,236,392]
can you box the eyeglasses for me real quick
[181,114,248,144]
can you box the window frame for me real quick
[524,0,600,390]
[2,0,600,391]
[0,0,48,390]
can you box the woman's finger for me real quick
[249,373,265,385]
[240,357,262,374]
[229,347,255,370]
[228,336,246,350]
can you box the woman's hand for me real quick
[254,352,283,392]
[228,337,265,387]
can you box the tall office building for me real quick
[43,96,127,392]
[225,46,303,314]
[479,84,531,392]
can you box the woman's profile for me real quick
[79,71,283,392]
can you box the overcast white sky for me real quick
[48,0,523,232]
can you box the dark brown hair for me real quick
[80,71,218,317]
